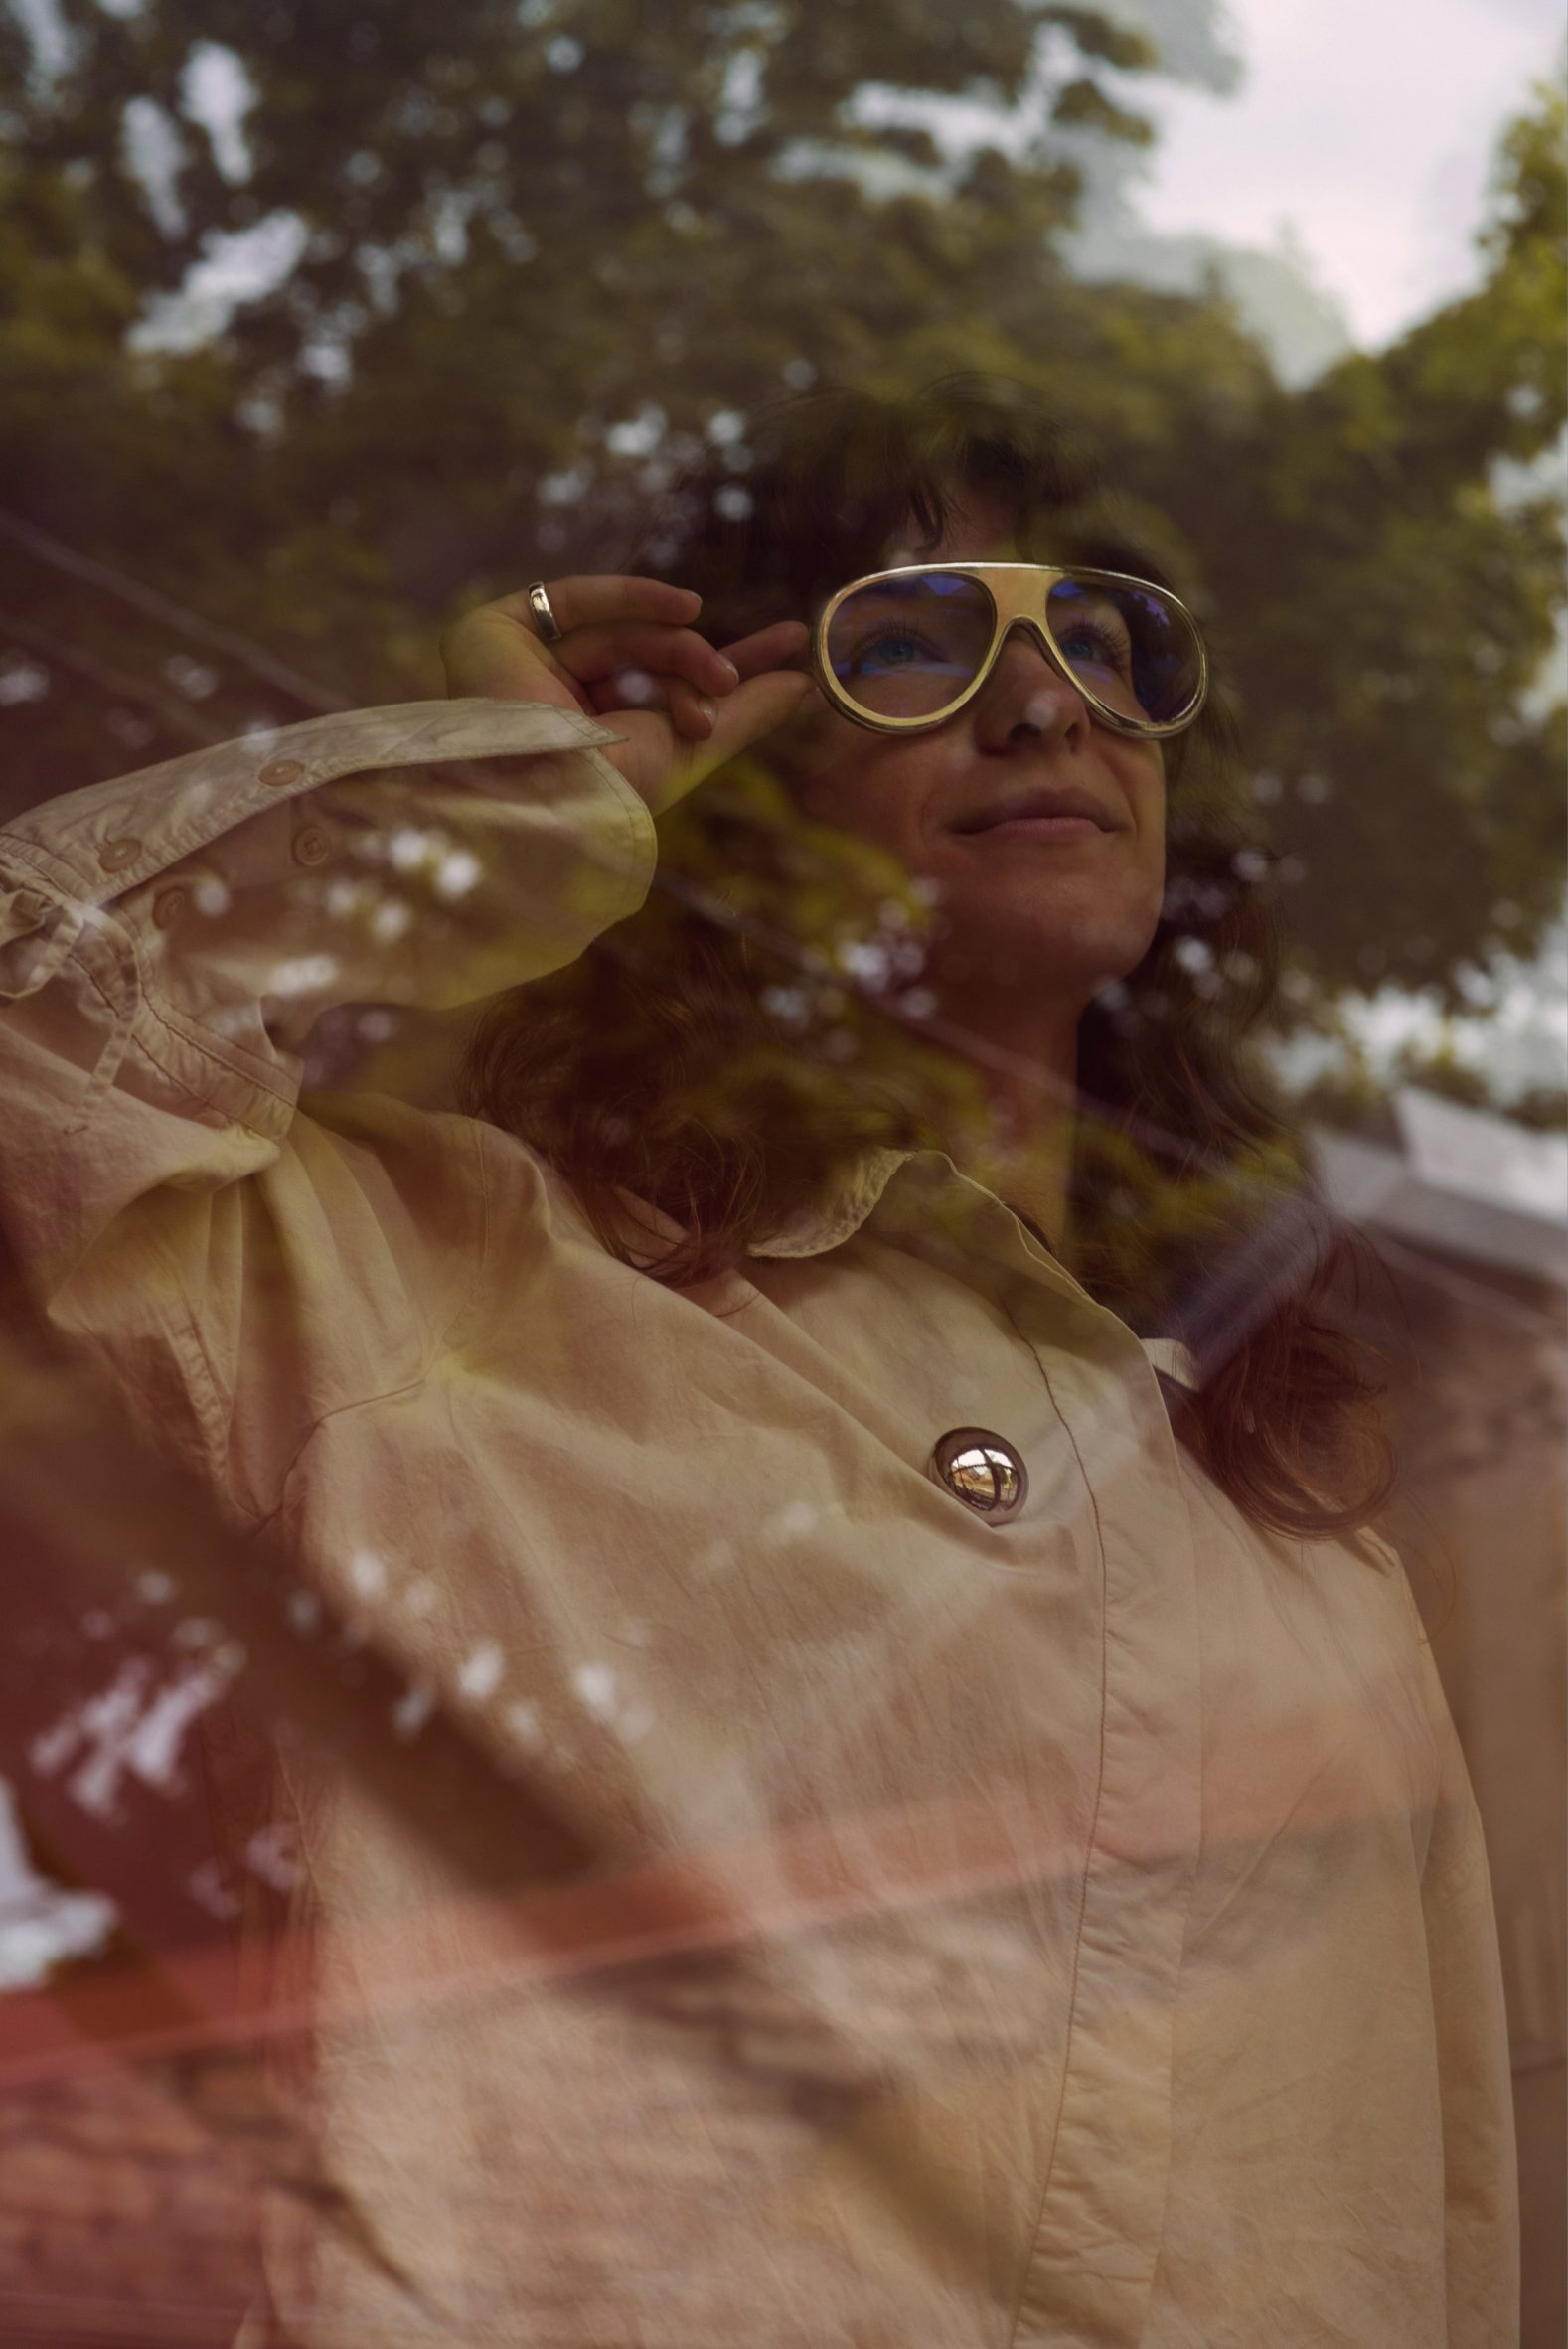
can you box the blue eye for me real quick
[1059,621,1131,679]
[856,631,929,673]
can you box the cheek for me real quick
[1132,818,1167,942]
[1146,808,1168,892]
[1129,755,1167,877]
[783,718,938,860]
[1132,742,1166,821]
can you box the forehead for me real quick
[885,488,1022,569]
[880,486,1138,576]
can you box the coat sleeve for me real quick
[0,698,655,1510]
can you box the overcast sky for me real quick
[1129,0,1564,347]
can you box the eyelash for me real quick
[842,614,1137,683]
[849,628,943,668]
[1056,615,1133,671]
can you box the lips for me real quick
[952,784,1115,835]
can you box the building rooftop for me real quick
[1314,1087,1567,1287]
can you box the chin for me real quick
[929,898,1159,1008]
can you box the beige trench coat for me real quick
[0,702,1518,2346]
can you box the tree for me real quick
[1151,76,1566,1007]
[0,3,1561,1020]
[0,0,1229,785]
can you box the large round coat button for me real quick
[929,1428,1028,1522]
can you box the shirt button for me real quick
[292,826,331,865]
[152,887,187,929]
[258,758,307,788]
[929,1428,1029,1522]
[98,836,142,873]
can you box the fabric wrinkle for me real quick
[0,700,1520,2349]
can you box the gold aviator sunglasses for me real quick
[813,562,1209,740]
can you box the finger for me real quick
[699,668,817,768]
[723,620,811,681]
[488,575,703,639]
[623,670,816,812]
[667,678,719,740]
[441,609,595,711]
[586,670,715,740]
[587,673,651,717]
[559,623,739,698]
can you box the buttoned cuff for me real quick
[0,700,655,1135]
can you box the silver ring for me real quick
[527,581,564,644]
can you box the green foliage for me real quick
[1290,1039,1567,1141]
[1115,79,1563,1011]
[1508,1082,1568,1132]
[1290,1059,1402,1147]
[0,4,1561,1031]
[1389,1043,1493,1111]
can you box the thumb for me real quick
[704,666,817,768]
[653,668,818,815]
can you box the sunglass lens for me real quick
[826,572,995,720]
[1045,577,1202,726]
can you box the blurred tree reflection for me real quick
[0,4,1561,1025]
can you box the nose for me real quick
[972,625,1091,754]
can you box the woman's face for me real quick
[777,497,1168,1038]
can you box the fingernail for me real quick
[698,700,717,728]
[716,657,740,686]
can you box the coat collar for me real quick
[747,1146,1200,1392]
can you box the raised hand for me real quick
[440,576,813,816]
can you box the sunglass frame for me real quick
[812,561,1210,740]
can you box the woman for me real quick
[0,381,1516,2345]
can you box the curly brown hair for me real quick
[460,378,1393,1541]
